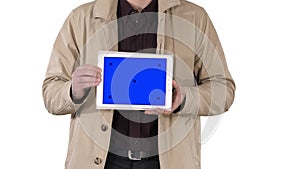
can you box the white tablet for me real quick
[96,51,173,110]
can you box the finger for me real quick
[145,109,160,115]
[172,80,178,88]
[77,82,100,90]
[76,65,101,74]
[76,69,101,78]
[172,80,181,93]
[78,64,102,71]
[76,76,102,84]
[144,110,157,115]
[145,109,164,115]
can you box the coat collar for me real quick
[93,0,182,20]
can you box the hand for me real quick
[145,80,186,115]
[71,64,102,100]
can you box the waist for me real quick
[107,150,159,161]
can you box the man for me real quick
[43,0,235,168]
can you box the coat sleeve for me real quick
[178,8,236,116]
[42,12,83,115]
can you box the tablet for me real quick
[96,51,173,110]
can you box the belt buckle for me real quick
[128,150,142,160]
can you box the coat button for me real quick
[94,157,102,165]
[101,124,108,132]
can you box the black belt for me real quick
[108,150,159,161]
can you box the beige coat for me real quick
[43,0,235,168]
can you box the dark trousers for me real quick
[104,152,160,169]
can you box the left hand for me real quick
[145,80,186,115]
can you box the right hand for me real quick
[71,64,102,100]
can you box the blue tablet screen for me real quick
[103,57,167,105]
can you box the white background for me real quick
[0,0,299,168]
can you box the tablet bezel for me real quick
[96,51,173,110]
